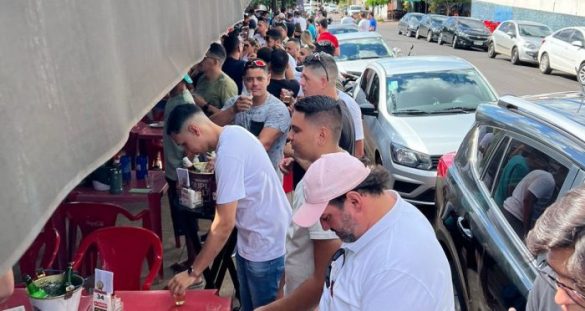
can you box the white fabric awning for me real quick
[0,0,249,273]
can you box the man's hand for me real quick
[234,95,253,113]
[167,270,203,295]
[279,157,295,175]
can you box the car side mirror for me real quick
[506,31,515,38]
[392,47,402,57]
[572,40,583,48]
[360,103,378,116]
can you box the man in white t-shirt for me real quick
[166,104,291,311]
[503,169,556,237]
[293,153,454,311]
[340,11,355,25]
[357,11,369,32]
[258,96,343,311]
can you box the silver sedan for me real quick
[354,56,498,206]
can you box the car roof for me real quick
[499,91,585,141]
[329,23,358,29]
[336,31,383,41]
[372,56,474,76]
[556,26,585,33]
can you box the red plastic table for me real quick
[63,170,168,276]
[0,288,231,311]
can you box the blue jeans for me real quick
[235,253,284,311]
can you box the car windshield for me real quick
[431,16,447,25]
[386,69,497,114]
[412,14,423,21]
[330,26,358,35]
[459,19,485,29]
[518,24,551,38]
[336,38,392,61]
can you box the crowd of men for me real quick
[161,5,454,311]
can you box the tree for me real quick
[426,0,470,15]
[366,0,389,7]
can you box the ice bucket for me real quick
[28,273,84,311]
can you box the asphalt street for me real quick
[375,21,580,96]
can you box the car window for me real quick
[336,38,392,62]
[498,22,510,33]
[360,69,373,92]
[518,24,551,38]
[367,73,380,107]
[481,134,509,191]
[385,68,498,114]
[489,139,569,238]
[571,30,584,45]
[554,29,575,42]
[509,23,517,35]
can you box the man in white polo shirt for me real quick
[293,152,454,310]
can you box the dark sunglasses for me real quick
[538,260,585,307]
[303,52,330,81]
[245,59,267,70]
[325,248,346,293]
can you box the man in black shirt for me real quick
[267,49,300,99]
[221,31,246,94]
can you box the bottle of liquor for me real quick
[24,275,48,299]
[62,263,75,293]
[109,157,123,194]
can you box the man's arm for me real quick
[354,140,364,158]
[256,238,341,311]
[210,106,237,126]
[0,269,14,304]
[258,128,283,151]
[285,65,295,80]
[168,201,237,294]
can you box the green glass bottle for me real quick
[62,263,75,293]
[24,275,48,299]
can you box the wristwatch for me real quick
[187,266,196,277]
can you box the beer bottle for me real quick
[62,263,75,293]
[24,275,48,299]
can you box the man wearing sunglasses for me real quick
[291,152,454,310]
[524,185,585,310]
[211,58,290,175]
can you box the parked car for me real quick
[328,23,359,35]
[488,20,552,65]
[438,17,491,50]
[335,32,393,76]
[346,5,363,17]
[354,56,498,208]
[397,12,424,37]
[416,14,448,42]
[483,20,500,33]
[538,26,585,84]
[434,91,585,310]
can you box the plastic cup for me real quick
[173,292,186,306]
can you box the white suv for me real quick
[538,26,585,84]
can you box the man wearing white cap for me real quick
[294,152,454,310]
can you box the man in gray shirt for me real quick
[211,58,291,176]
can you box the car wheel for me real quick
[452,35,458,49]
[578,62,585,85]
[407,30,413,37]
[540,53,552,74]
[510,47,520,65]
[427,30,433,42]
[398,28,402,35]
[438,33,444,45]
[487,42,496,58]
[415,29,420,39]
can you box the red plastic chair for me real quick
[18,228,60,277]
[71,226,162,290]
[61,202,151,274]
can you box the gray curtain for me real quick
[0,0,249,273]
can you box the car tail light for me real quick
[437,152,456,178]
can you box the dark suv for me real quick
[434,92,585,310]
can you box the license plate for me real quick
[474,41,483,46]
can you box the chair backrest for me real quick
[72,226,162,290]
[62,202,151,259]
[18,228,60,277]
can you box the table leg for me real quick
[147,193,164,278]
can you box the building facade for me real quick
[472,0,585,30]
